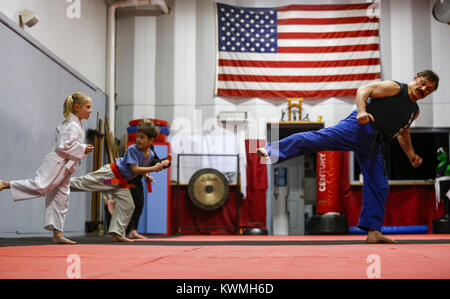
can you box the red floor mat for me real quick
[1,235,449,279]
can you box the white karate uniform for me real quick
[10,114,87,231]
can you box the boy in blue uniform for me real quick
[103,145,172,240]
[125,146,171,239]
[257,70,439,243]
[70,120,163,242]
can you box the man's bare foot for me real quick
[128,230,147,240]
[256,147,269,159]
[366,229,397,244]
[52,231,76,244]
[0,180,10,191]
[110,233,134,242]
[106,199,114,216]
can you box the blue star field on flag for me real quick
[217,3,278,53]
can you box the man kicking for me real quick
[257,70,439,244]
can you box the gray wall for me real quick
[0,12,107,238]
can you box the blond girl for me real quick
[0,92,94,244]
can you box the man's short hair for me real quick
[417,70,439,91]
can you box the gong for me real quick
[187,168,229,211]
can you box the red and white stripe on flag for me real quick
[214,2,381,98]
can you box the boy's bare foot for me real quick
[366,229,397,244]
[52,236,77,244]
[0,180,10,191]
[106,199,114,216]
[128,230,147,240]
[110,233,134,242]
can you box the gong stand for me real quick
[176,153,241,235]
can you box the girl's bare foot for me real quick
[0,180,10,191]
[366,229,397,244]
[110,233,134,242]
[52,230,76,244]
[128,230,147,240]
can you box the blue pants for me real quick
[266,110,389,232]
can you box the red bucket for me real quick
[128,132,167,142]
[128,118,169,128]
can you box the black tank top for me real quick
[366,81,419,143]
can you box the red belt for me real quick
[104,162,153,193]
[103,162,136,189]
[145,178,152,193]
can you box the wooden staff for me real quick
[104,116,115,163]
[91,116,104,223]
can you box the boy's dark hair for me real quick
[417,70,439,90]
[137,119,159,140]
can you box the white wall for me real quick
[0,0,107,91]
[430,0,450,128]
[0,0,108,237]
[2,0,447,139]
[0,9,107,237]
[116,15,158,142]
[115,0,450,145]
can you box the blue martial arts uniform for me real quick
[265,110,388,231]
[265,81,418,232]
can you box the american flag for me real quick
[215,2,381,98]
